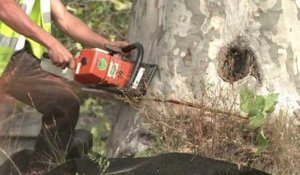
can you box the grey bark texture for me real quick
[106,0,300,157]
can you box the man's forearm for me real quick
[55,13,110,49]
[0,1,57,50]
[51,0,128,49]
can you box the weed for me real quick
[40,125,72,169]
[88,152,110,174]
[239,86,278,154]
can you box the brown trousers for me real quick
[0,49,80,165]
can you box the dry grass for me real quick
[258,115,300,174]
[140,85,300,175]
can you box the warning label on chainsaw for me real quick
[107,62,119,79]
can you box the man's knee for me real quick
[64,93,80,111]
[43,90,80,128]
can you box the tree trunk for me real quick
[106,0,300,157]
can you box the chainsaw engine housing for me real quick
[74,43,158,96]
[74,48,133,87]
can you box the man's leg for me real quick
[2,49,80,169]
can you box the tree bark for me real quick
[106,0,300,157]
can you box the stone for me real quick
[46,153,270,175]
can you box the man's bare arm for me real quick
[0,0,74,68]
[0,0,56,49]
[51,0,128,49]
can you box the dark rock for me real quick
[46,153,271,175]
[66,129,93,160]
[0,129,93,175]
[0,149,33,175]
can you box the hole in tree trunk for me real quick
[217,36,261,84]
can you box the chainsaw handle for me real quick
[121,42,144,86]
[104,44,123,55]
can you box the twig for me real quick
[143,98,246,121]
[146,117,183,133]
[27,92,36,109]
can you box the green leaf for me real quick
[75,42,82,50]
[112,0,132,11]
[240,87,254,103]
[240,87,266,116]
[248,96,265,116]
[256,130,269,155]
[91,127,99,138]
[264,93,279,113]
[248,113,266,129]
[240,87,255,113]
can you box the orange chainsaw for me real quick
[41,43,158,96]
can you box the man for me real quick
[0,0,128,174]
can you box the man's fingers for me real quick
[118,41,129,48]
[60,63,69,69]
[110,41,129,48]
[51,59,68,69]
[68,59,76,69]
[52,60,60,67]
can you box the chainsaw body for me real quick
[74,43,158,96]
[74,48,133,87]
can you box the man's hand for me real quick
[109,41,131,56]
[47,40,75,69]
[109,41,129,49]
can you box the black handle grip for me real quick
[104,44,123,55]
[43,52,50,59]
[121,42,144,86]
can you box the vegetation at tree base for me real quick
[140,84,300,174]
